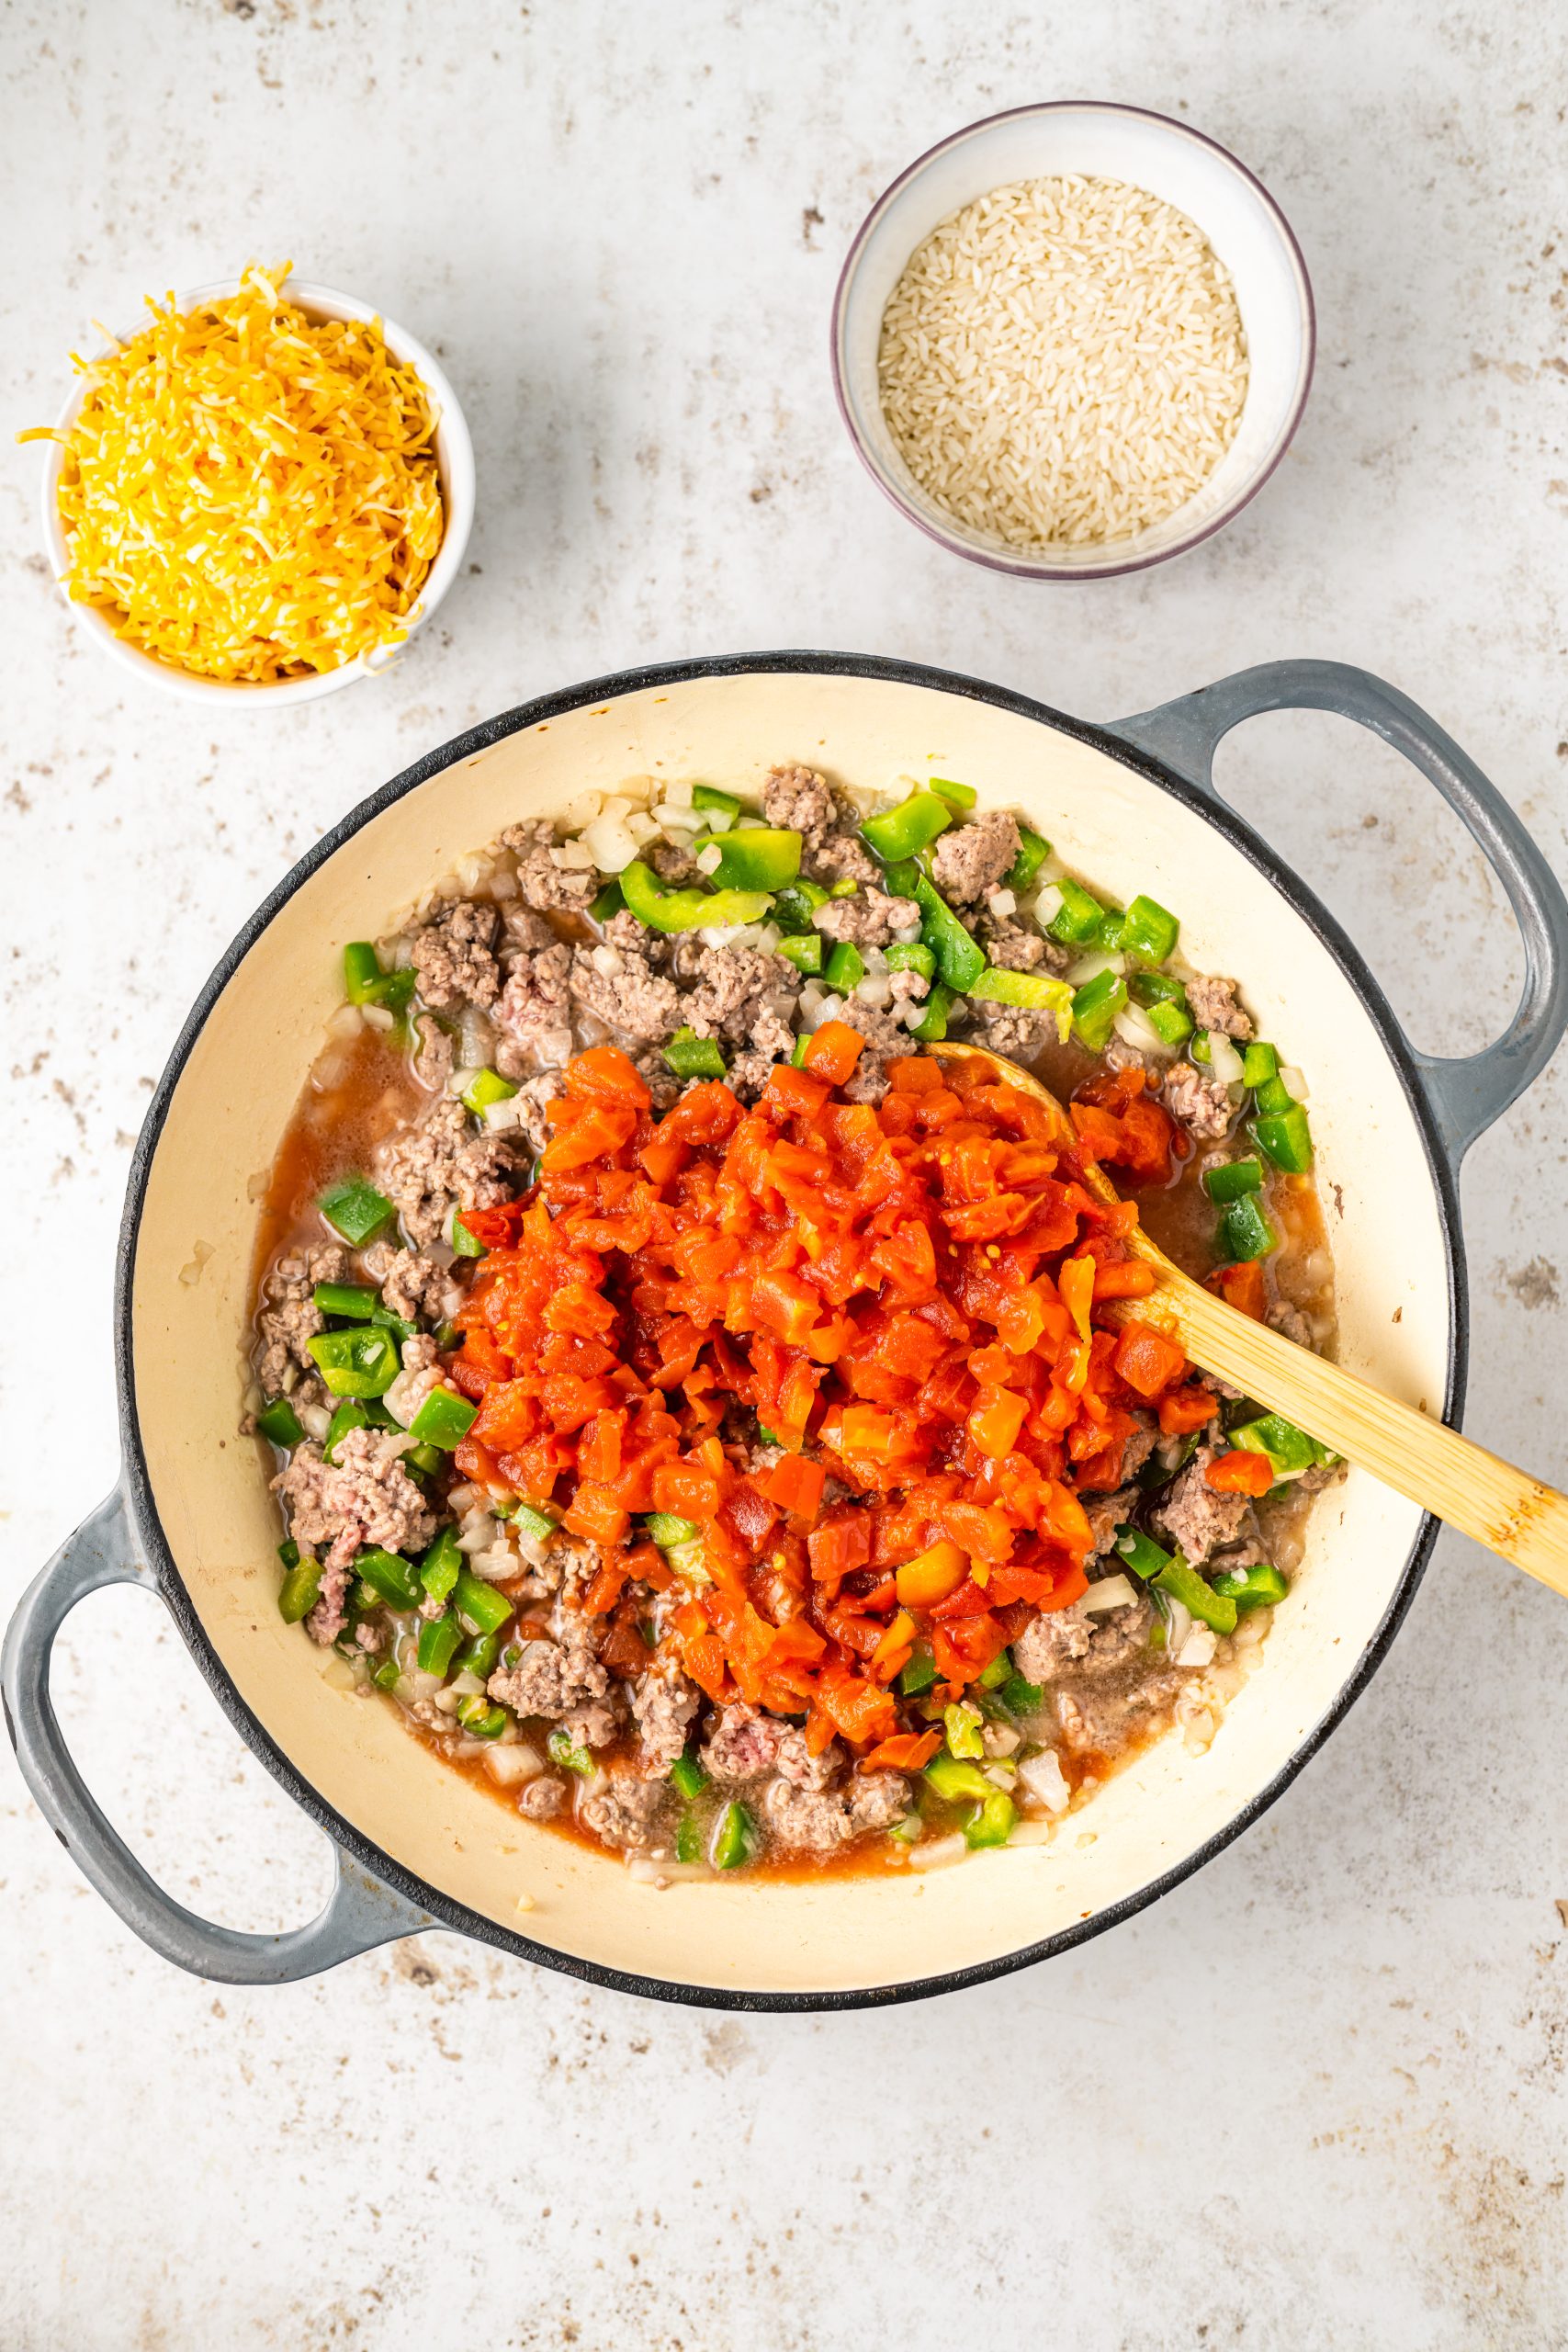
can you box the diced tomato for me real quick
[1158,1383,1222,1435]
[861,1729,942,1772]
[1208,1259,1269,1320]
[801,1020,865,1088]
[564,1045,651,1107]
[1112,1318,1189,1399]
[764,1454,827,1518]
[1204,1448,1274,1497]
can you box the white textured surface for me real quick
[4,3,1568,2345]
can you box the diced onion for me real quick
[1016,1751,1071,1814]
[1080,1572,1138,1614]
[908,1832,969,1871]
[694,843,724,876]
[626,811,660,842]
[702,808,735,833]
[1066,947,1126,986]
[1208,1033,1245,1086]
[986,888,1017,918]
[560,789,604,830]
[581,812,640,873]
[552,838,598,871]
[894,921,922,944]
[1112,1006,1172,1059]
[661,779,693,808]
[853,974,893,1009]
[1280,1065,1309,1101]
[485,1742,545,1788]
[627,1858,711,1886]
[1034,884,1065,926]
[299,1401,333,1442]
[1178,1624,1219,1668]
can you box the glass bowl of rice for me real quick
[831,103,1314,581]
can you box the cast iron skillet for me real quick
[6,653,1566,2006]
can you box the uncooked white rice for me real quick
[877,175,1249,551]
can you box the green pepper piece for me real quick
[1254,1073,1294,1117]
[880,857,920,898]
[669,1750,708,1802]
[343,941,383,1002]
[1190,1029,1213,1066]
[771,879,829,934]
[1251,1105,1314,1173]
[255,1396,305,1450]
[909,871,987,992]
[548,1726,594,1776]
[277,1555,322,1623]
[456,1630,501,1679]
[923,1755,992,1804]
[908,979,955,1043]
[964,1789,1017,1849]
[671,1815,703,1866]
[790,1035,810,1067]
[691,783,743,818]
[618,858,774,935]
[323,1400,370,1464]
[368,1657,399,1692]
[969,967,1075,1036]
[1227,1412,1323,1477]
[693,826,802,892]
[646,1511,703,1548]
[1071,968,1128,1052]
[1096,905,1127,953]
[998,1669,1044,1715]
[662,1027,728,1081]
[1219,1194,1278,1264]
[313,1280,378,1319]
[421,1524,463,1605]
[897,1642,940,1697]
[462,1068,519,1117]
[590,876,626,924]
[457,1696,509,1739]
[824,941,864,993]
[1154,1554,1237,1634]
[943,1701,984,1759]
[306,1324,400,1398]
[318,1175,395,1248]
[1202,1156,1264,1204]
[1121,894,1180,964]
[1242,1041,1279,1090]
[1128,970,1186,1009]
[417,1611,464,1677]
[927,775,977,809]
[511,1500,559,1542]
[355,1547,423,1611]
[451,1215,487,1260]
[453,1571,513,1636]
[278,1537,300,1569]
[711,1799,753,1871]
[1002,824,1051,894]
[1113,1524,1175,1580]
[404,1441,445,1479]
[1145,999,1193,1046]
[407,1387,478,1451]
[1046,879,1106,945]
[776,933,824,977]
[885,941,937,980]
[1212,1560,1290,1612]
[861,790,953,863]
[977,1650,1012,1690]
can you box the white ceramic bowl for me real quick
[832,103,1315,581]
[35,277,476,707]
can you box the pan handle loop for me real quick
[1106,659,1568,1166]
[2,1488,433,1984]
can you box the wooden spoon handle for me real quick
[1133,1251,1568,1600]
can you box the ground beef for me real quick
[1080,1483,1139,1561]
[727,1007,797,1101]
[649,838,700,885]
[1121,1417,1159,1483]
[839,1001,913,1104]
[970,1001,1055,1064]
[254,1242,350,1395]
[976,911,1069,976]
[487,1617,614,1723]
[631,1046,682,1109]
[761,1770,908,1853]
[775,1727,840,1790]
[412,1012,454,1091]
[701,1702,783,1781]
[794,788,882,889]
[568,944,682,1045]
[519,1775,566,1821]
[679,945,791,1043]
[1269,1298,1315,1348]
[604,907,660,957]
[811,888,920,950]
[306,1554,353,1648]
[274,1430,436,1590]
[1153,1442,1254,1563]
[503,820,598,913]
[382,1335,446,1431]
[1185,975,1253,1040]
[412,900,502,1011]
[361,1242,456,1326]
[930,809,1020,904]
[493,939,574,1074]
[1056,1671,1182,1757]
[511,1069,564,1153]
[1015,1596,1152,1685]
[1162,1061,1234,1141]
[502,902,558,956]
[630,1668,701,1776]
[578,1769,667,1852]
[763,763,837,843]
[377,1096,522,1248]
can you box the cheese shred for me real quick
[23,263,446,684]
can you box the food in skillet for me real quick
[248,769,1339,1880]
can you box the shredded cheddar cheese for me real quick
[22,264,445,684]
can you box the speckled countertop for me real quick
[4,3,1567,2345]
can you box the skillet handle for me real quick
[1,1488,433,1984]
[1106,659,1568,1165]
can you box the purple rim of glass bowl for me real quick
[829,99,1318,582]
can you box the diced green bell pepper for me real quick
[543,1726,591,1773]
[355,1547,423,1611]
[1121,894,1180,963]
[969,967,1074,1038]
[691,783,743,819]
[998,1669,1044,1715]
[306,1324,401,1398]
[1212,1560,1290,1612]
[1096,906,1128,952]
[977,1651,1013,1690]
[1254,1073,1294,1117]
[964,1789,1017,1849]
[590,876,626,923]
[313,1281,380,1320]
[647,1512,703,1548]
[1071,968,1128,1052]
[462,1068,519,1117]
[923,1755,992,1804]
[421,1524,463,1605]
[927,776,976,809]
[451,1215,487,1260]
[885,941,936,980]
[1145,999,1193,1046]
[663,1027,727,1080]
[1128,970,1186,1009]
[417,1611,464,1677]
[1046,879,1106,945]
[1004,825,1051,894]
[861,790,953,863]
[456,1631,501,1679]
[1227,1412,1327,1477]
[673,1815,704,1865]
[277,1556,322,1624]
[771,878,829,933]
[511,1500,559,1542]
[693,826,802,891]
[457,1696,509,1739]
[1190,1029,1213,1066]
[407,1386,477,1451]
[1154,1553,1237,1635]
[897,1642,940,1697]
[404,1442,445,1478]
[372,1658,401,1692]
[453,1571,513,1636]
[1252,1105,1314,1173]
[943,1701,984,1760]
[619,858,774,934]
[824,941,864,993]
[343,942,415,1012]
[1203,1156,1264,1204]
[1218,1194,1278,1263]
[255,1396,305,1450]
[318,1176,395,1247]
[909,981,955,1043]
[910,872,987,992]
[1114,1525,1175,1580]
[669,1751,708,1802]
[880,858,920,899]
[278,1538,300,1570]
[323,1399,369,1464]
[790,1035,810,1066]
[1242,1041,1279,1090]
[712,1799,753,1870]
[776,933,823,977]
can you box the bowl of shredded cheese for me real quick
[25,266,475,704]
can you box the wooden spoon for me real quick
[926,1039,1568,1599]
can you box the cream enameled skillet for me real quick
[6,653,1565,2007]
